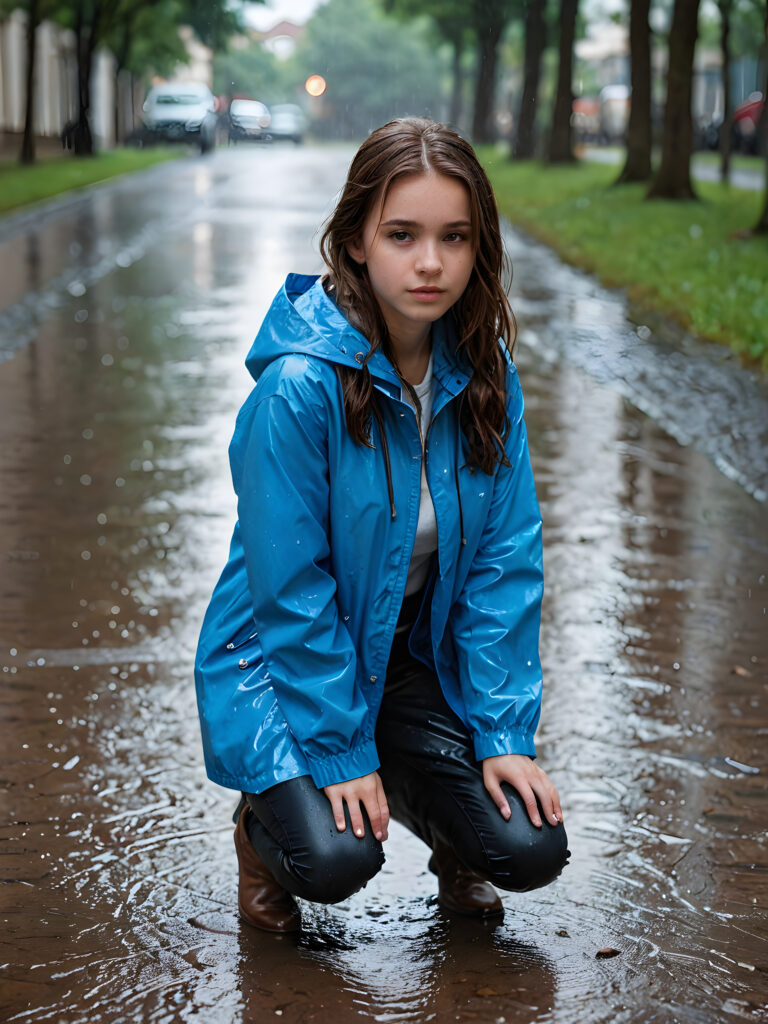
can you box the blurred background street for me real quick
[1,0,767,1021]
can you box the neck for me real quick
[389,325,432,385]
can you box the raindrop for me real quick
[68,281,86,297]
[82,428,94,440]
[81,550,91,561]
[9,648,16,656]
[74,309,89,324]
[101,354,114,367]
[36,657,45,666]
[97,513,108,525]
[80,474,92,486]
[637,325,651,341]
[115,477,126,488]
[63,454,72,465]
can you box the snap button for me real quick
[354,352,364,364]
[238,658,248,669]
[369,674,377,683]
[226,642,234,650]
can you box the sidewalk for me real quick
[580,144,764,191]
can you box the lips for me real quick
[410,287,443,294]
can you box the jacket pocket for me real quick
[225,623,258,652]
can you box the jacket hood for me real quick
[245,273,468,397]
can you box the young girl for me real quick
[194,117,569,932]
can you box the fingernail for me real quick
[375,831,383,840]
[356,827,364,837]
[534,818,542,828]
[551,814,559,825]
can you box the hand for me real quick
[482,754,563,829]
[323,771,389,842]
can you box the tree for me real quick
[298,0,446,139]
[385,0,471,127]
[616,0,652,182]
[470,0,518,143]
[514,0,547,158]
[716,0,734,182]
[0,0,60,163]
[752,0,768,233]
[56,0,245,156]
[547,0,578,162]
[647,0,702,199]
[106,0,189,144]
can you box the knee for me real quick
[292,828,384,904]
[485,818,570,893]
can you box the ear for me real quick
[346,236,366,265]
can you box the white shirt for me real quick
[402,354,438,597]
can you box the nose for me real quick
[415,240,442,275]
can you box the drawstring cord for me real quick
[372,396,396,520]
[455,392,467,546]
[370,374,467,547]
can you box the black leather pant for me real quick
[243,595,570,905]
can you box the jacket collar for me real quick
[297,275,471,402]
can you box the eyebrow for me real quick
[381,219,472,230]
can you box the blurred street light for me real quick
[305,75,327,98]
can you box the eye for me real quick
[390,230,411,242]
[444,232,467,242]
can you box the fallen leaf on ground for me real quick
[596,947,621,959]
[731,665,752,677]
[476,987,502,997]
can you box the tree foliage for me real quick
[297,0,447,138]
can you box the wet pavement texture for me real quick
[0,146,766,1024]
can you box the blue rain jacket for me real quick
[194,274,544,794]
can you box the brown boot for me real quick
[234,803,301,933]
[428,841,504,919]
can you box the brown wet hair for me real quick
[320,116,516,475]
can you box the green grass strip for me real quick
[479,148,768,364]
[0,147,185,216]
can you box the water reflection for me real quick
[1,146,766,1024]
[234,913,557,1022]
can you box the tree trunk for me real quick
[72,0,102,156]
[616,0,652,182]
[752,1,768,233]
[472,21,503,144]
[515,0,546,159]
[20,0,40,165]
[548,0,579,163]
[647,0,702,199]
[449,36,463,127]
[718,0,733,183]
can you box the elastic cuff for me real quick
[473,729,537,761]
[306,738,380,789]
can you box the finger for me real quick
[347,798,366,839]
[484,775,511,821]
[516,781,542,828]
[376,779,390,841]
[363,791,384,840]
[329,793,346,832]
[553,792,564,823]
[531,778,560,827]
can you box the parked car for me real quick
[599,84,630,144]
[141,81,218,154]
[268,104,308,144]
[228,99,271,143]
[698,92,764,153]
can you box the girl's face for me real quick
[347,171,475,349]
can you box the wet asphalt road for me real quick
[0,145,767,1024]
